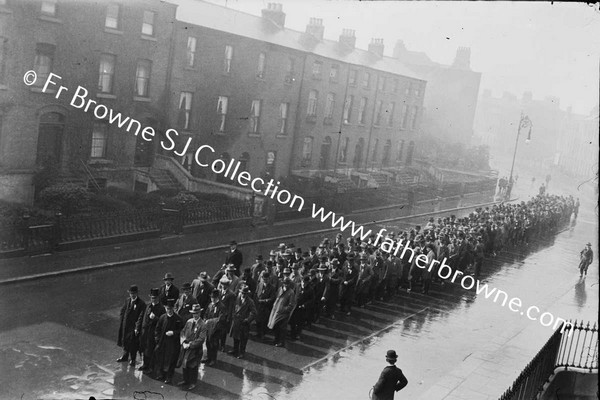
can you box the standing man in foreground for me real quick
[372,350,408,400]
[579,242,594,277]
[117,285,146,366]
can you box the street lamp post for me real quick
[506,112,532,199]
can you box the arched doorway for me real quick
[353,137,364,169]
[36,111,65,167]
[406,141,415,165]
[319,136,332,170]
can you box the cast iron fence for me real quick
[0,201,253,254]
[498,320,598,400]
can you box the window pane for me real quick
[135,60,151,96]
[187,37,196,67]
[279,103,288,134]
[41,1,56,16]
[91,123,108,158]
[325,93,335,118]
[179,92,192,129]
[34,52,52,82]
[105,4,119,29]
[257,52,266,78]
[224,45,233,73]
[343,95,353,123]
[142,11,155,36]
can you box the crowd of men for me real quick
[116,193,577,390]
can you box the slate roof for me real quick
[172,0,425,81]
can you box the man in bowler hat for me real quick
[177,304,207,391]
[159,273,179,305]
[372,350,408,400]
[137,288,165,373]
[224,240,243,276]
[117,285,146,366]
[154,299,184,384]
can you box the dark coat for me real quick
[118,297,146,348]
[290,284,314,324]
[255,280,276,323]
[229,297,257,339]
[356,264,373,294]
[159,283,180,305]
[340,267,358,301]
[204,300,227,339]
[372,365,408,400]
[153,312,184,371]
[267,286,296,329]
[191,280,214,315]
[178,318,207,369]
[137,301,165,353]
[174,293,198,323]
[225,248,244,273]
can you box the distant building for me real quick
[556,106,599,178]
[393,41,481,145]
[474,90,565,170]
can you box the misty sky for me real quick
[174,0,600,116]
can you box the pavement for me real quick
[0,191,497,285]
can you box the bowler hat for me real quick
[190,304,202,314]
[150,288,160,297]
[229,240,237,246]
[165,299,176,307]
[163,273,174,281]
[128,285,138,293]
[586,242,592,246]
[278,243,286,249]
[385,350,398,360]
[182,282,192,290]
[256,254,263,260]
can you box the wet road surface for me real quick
[0,192,597,400]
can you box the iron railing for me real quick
[556,320,598,372]
[499,320,598,400]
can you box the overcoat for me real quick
[204,300,227,339]
[137,301,165,353]
[158,284,180,305]
[174,293,198,323]
[229,297,257,339]
[267,287,296,329]
[153,313,184,371]
[355,264,373,294]
[118,297,146,348]
[178,318,207,368]
[191,280,214,312]
[372,365,408,400]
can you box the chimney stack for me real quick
[452,46,471,70]
[339,29,356,49]
[393,40,407,59]
[368,38,384,58]
[306,18,324,41]
[261,3,285,28]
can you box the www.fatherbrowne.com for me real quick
[310,204,571,335]
[29,72,569,336]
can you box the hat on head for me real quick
[163,273,174,281]
[150,288,160,297]
[128,285,139,293]
[310,246,317,252]
[302,275,311,282]
[278,243,286,249]
[256,254,263,260]
[229,240,237,246]
[241,286,251,294]
[182,282,192,290]
[586,242,592,246]
[283,267,292,275]
[269,250,277,257]
[226,264,236,272]
[165,299,176,308]
[219,276,231,285]
[190,304,202,314]
[317,266,329,272]
[331,259,340,266]
[288,243,295,248]
[284,249,293,257]
[199,272,208,281]
[211,288,220,298]
[385,350,398,360]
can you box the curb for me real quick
[0,197,511,286]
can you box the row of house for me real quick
[0,0,479,204]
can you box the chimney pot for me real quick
[368,38,384,58]
[339,28,356,49]
[306,17,324,40]
[261,3,285,28]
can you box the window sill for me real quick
[276,134,288,139]
[248,133,261,138]
[88,158,113,165]
[133,96,151,102]
[141,34,157,42]
[38,15,62,24]
[104,27,124,35]
[96,93,116,99]
[30,86,56,94]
